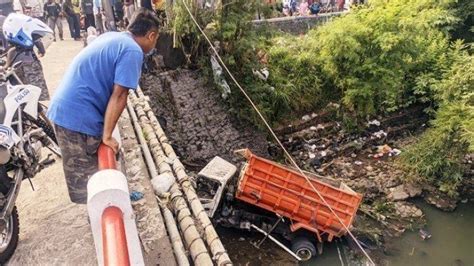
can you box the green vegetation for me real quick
[450,0,474,42]
[167,0,285,123]
[166,0,473,192]
[401,48,473,195]
[265,0,460,120]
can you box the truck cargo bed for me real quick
[236,149,362,241]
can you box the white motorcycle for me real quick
[0,60,60,262]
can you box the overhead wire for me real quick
[178,1,375,265]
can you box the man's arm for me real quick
[6,47,17,68]
[34,39,46,56]
[102,84,129,153]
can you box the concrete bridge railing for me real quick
[252,12,346,34]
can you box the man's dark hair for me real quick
[128,8,160,36]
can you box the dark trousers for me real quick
[67,14,81,39]
[0,2,13,16]
[0,32,7,51]
[85,13,95,29]
[140,0,153,11]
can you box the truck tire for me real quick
[0,207,19,264]
[291,237,316,261]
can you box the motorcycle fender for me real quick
[0,124,20,149]
[3,84,41,126]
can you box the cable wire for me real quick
[179,1,375,264]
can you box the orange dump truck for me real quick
[197,149,363,261]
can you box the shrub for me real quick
[266,0,459,119]
[400,48,474,195]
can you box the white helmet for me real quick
[3,13,53,48]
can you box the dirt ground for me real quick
[8,22,97,265]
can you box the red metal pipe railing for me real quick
[98,143,117,170]
[97,143,130,266]
[102,206,131,266]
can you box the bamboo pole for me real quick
[126,101,160,180]
[134,89,232,266]
[127,98,208,265]
[160,202,191,266]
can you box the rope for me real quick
[179,1,375,265]
[336,240,346,266]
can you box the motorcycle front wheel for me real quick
[37,103,57,144]
[0,206,19,263]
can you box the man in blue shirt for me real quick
[47,8,159,204]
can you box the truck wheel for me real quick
[291,237,316,261]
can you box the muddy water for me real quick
[221,201,474,266]
[377,200,474,266]
[217,227,297,265]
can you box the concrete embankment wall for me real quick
[140,69,269,168]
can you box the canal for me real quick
[220,200,474,266]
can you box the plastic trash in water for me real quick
[260,68,270,80]
[373,152,385,159]
[368,120,381,127]
[389,148,402,157]
[377,144,392,154]
[419,229,432,240]
[372,130,388,139]
[130,191,144,201]
[210,55,231,99]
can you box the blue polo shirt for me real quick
[47,32,144,136]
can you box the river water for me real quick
[375,200,474,266]
[221,200,474,266]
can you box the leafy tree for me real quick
[266,0,459,118]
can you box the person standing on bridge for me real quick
[81,0,95,29]
[47,8,160,204]
[0,0,14,16]
[43,0,63,41]
[92,0,104,33]
[123,0,134,26]
[63,0,81,40]
[140,0,152,11]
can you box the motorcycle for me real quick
[0,60,60,262]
